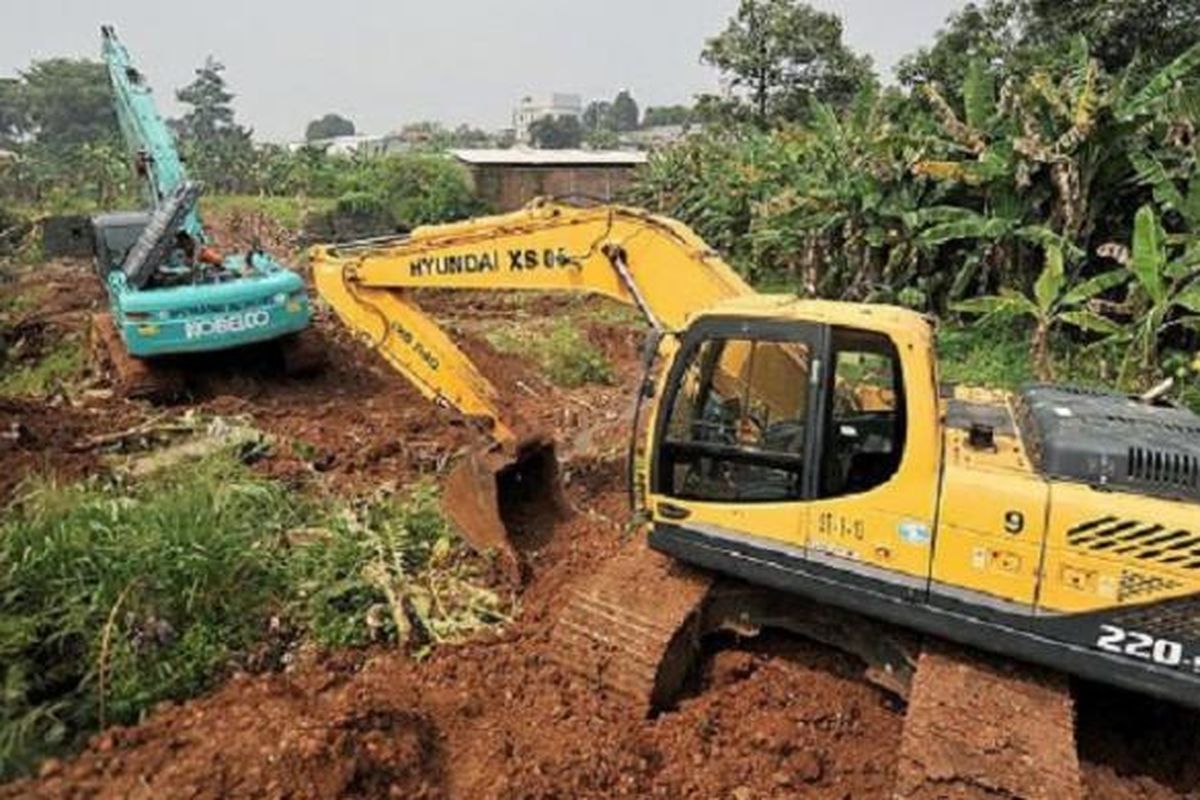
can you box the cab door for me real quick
[803,327,939,591]
[649,317,827,552]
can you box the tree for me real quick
[611,90,640,132]
[643,105,694,128]
[174,57,256,193]
[14,59,117,146]
[1022,0,1200,76]
[529,115,583,149]
[450,124,492,148]
[896,2,1019,90]
[700,0,875,127]
[0,78,27,146]
[175,57,238,140]
[899,0,1200,93]
[305,112,356,141]
[583,100,613,132]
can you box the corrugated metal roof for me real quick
[450,148,647,166]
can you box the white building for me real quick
[513,93,583,144]
[286,134,409,157]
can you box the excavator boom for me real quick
[311,201,755,571]
[312,201,751,440]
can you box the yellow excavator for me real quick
[313,200,1200,798]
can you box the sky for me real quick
[2,0,966,143]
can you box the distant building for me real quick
[451,148,648,212]
[288,134,409,157]
[513,93,583,145]
[618,124,691,151]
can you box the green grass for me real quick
[578,297,647,327]
[0,336,85,397]
[487,318,615,388]
[200,194,336,229]
[0,453,506,778]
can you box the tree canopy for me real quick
[9,59,117,146]
[305,113,356,141]
[173,57,254,194]
[699,0,875,126]
[899,0,1200,92]
[643,105,695,128]
[529,115,583,149]
[611,91,640,132]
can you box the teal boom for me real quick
[93,25,312,359]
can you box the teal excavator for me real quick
[90,25,319,397]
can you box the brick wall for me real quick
[468,165,637,211]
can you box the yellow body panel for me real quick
[1040,482,1200,613]
[933,427,1048,605]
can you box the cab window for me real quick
[659,337,812,502]
[819,329,905,498]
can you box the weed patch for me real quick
[0,455,506,778]
[487,319,614,388]
[0,335,84,397]
[287,483,509,651]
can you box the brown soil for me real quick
[4,243,1200,800]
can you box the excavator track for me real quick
[279,328,327,376]
[895,643,1082,800]
[549,537,713,710]
[89,312,184,401]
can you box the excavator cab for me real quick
[644,305,939,589]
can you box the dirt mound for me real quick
[897,645,1081,800]
[190,318,477,492]
[11,668,446,800]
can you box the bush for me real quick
[335,154,484,228]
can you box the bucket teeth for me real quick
[547,538,713,711]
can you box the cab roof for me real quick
[696,294,934,333]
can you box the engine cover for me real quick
[1015,384,1200,502]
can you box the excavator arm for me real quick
[100,25,202,241]
[310,200,754,444]
[310,200,755,575]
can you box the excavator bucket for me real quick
[442,434,563,582]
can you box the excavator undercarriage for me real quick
[89,312,325,402]
[549,538,1082,799]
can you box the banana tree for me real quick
[1098,205,1200,386]
[952,244,1126,380]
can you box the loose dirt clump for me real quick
[190,318,477,492]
